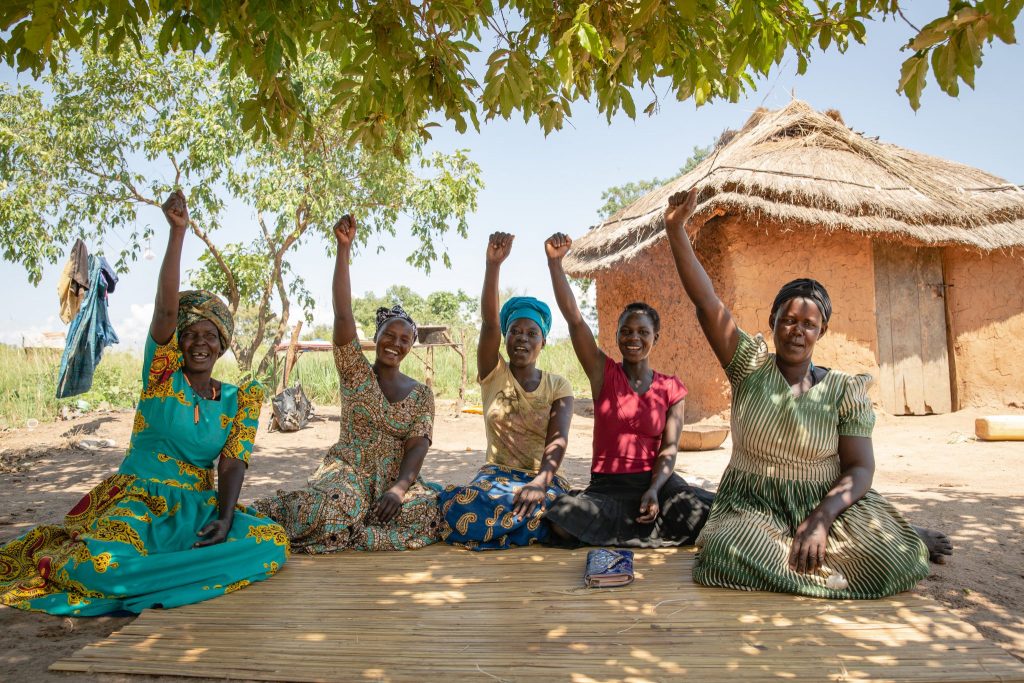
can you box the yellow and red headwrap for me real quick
[177,290,234,350]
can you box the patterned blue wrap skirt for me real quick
[438,464,569,550]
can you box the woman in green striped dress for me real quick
[663,188,951,599]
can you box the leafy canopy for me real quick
[2,1,1019,146]
[0,29,483,374]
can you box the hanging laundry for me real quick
[56,238,90,324]
[56,254,119,399]
[98,255,118,294]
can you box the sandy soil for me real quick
[1,401,1022,682]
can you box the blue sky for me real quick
[2,9,1021,348]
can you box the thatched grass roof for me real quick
[564,100,1024,275]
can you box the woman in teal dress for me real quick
[662,188,951,599]
[0,190,289,616]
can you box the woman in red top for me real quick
[544,233,714,547]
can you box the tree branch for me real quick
[170,154,183,187]
[894,3,921,34]
[76,164,240,312]
[255,263,293,378]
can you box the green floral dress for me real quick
[0,335,289,616]
[693,329,929,599]
[255,339,441,553]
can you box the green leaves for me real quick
[352,287,478,334]
[0,29,483,373]
[897,54,929,110]
[0,1,1020,145]
[897,1,1021,109]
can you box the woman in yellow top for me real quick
[438,232,574,550]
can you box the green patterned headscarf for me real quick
[177,290,234,351]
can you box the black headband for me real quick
[770,278,832,326]
[374,305,418,341]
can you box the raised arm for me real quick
[478,232,514,380]
[151,190,189,344]
[332,215,358,347]
[546,233,606,396]
[511,395,574,521]
[664,189,739,367]
[637,398,685,523]
[789,436,874,574]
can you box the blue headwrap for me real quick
[499,296,552,338]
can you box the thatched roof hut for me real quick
[566,100,1024,418]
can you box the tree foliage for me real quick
[2,2,1018,147]
[0,31,483,374]
[351,286,479,336]
[301,286,478,341]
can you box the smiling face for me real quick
[504,318,545,368]
[179,320,223,373]
[616,311,658,363]
[374,319,416,369]
[771,297,827,366]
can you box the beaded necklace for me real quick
[183,373,219,425]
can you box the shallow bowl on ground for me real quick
[678,425,730,451]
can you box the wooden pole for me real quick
[280,321,303,392]
[458,328,467,411]
[424,346,434,391]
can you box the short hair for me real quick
[618,302,660,335]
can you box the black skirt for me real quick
[545,472,714,548]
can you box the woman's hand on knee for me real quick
[194,518,231,548]
[512,483,546,521]
[373,487,404,524]
[789,515,829,574]
[636,489,660,524]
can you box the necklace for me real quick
[183,374,218,425]
[627,368,652,391]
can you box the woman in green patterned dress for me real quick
[0,190,289,616]
[254,215,440,552]
[663,188,951,599]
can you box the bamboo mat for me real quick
[52,546,1024,682]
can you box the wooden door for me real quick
[873,242,952,415]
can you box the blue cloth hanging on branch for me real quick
[56,255,119,398]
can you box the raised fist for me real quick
[544,232,572,261]
[664,188,698,236]
[333,214,357,249]
[161,190,189,231]
[486,231,514,265]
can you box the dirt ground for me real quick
[1,401,1022,682]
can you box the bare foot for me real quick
[913,525,953,564]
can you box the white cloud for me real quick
[114,303,155,351]
[0,305,155,354]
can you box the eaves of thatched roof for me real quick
[564,100,1024,276]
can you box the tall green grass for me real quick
[0,337,591,428]
[0,347,141,429]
